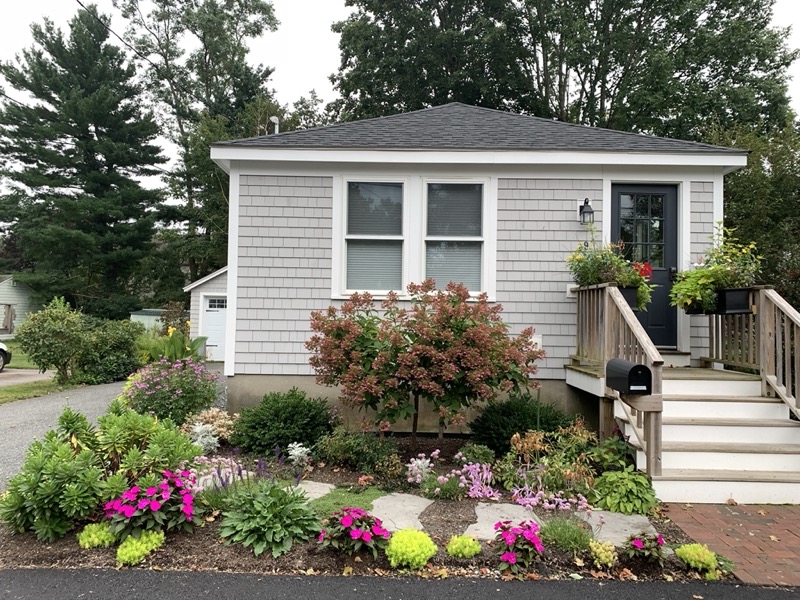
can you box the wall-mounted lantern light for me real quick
[578,198,594,225]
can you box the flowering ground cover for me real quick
[0,436,720,582]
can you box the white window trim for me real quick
[332,174,497,300]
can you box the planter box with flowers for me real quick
[669,226,761,315]
[566,236,655,312]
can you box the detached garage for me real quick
[184,267,227,361]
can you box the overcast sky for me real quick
[0,0,798,114]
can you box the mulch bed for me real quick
[0,435,727,582]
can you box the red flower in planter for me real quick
[633,262,653,280]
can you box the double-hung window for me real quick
[344,181,404,292]
[336,177,493,297]
[425,183,483,291]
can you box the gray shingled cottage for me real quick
[205,103,800,504]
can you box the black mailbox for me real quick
[606,358,651,395]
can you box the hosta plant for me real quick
[589,466,658,515]
[494,520,545,575]
[318,506,391,559]
[219,480,318,557]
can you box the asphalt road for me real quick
[1,569,795,600]
[0,381,124,490]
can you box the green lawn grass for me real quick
[3,339,37,369]
[0,380,75,405]
[307,486,388,517]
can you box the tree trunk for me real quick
[411,392,420,449]
[438,417,445,439]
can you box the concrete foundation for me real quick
[224,374,596,435]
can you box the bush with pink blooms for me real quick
[494,520,545,575]
[318,507,391,559]
[105,470,201,540]
[622,531,667,567]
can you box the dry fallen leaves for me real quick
[342,566,353,576]
[726,498,738,506]
[574,557,585,567]
[758,510,767,516]
[618,568,638,581]
[769,535,780,542]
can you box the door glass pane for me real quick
[635,194,649,216]
[427,184,482,236]
[425,241,481,290]
[636,221,650,244]
[347,182,403,235]
[619,219,634,244]
[650,195,664,218]
[347,240,402,290]
[650,219,663,244]
[650,245,664,267]
[620,194,634,219]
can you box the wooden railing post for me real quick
[759,289,776,397]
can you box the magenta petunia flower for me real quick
[349,529,362,540]
[182,494,194,505]
[149,500,162,511]
[657,535,664,546]
[501,530,517,546]
[121,505,136,518]
[362,530,372,543]
[146,487,158,497]
[137,498,150,509]
[181,504,193,517]
[501,551,517,564]
[632,539,644,549]
[340,515,353,528]
[317,530,326,542]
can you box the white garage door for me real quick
[202,297,227,361]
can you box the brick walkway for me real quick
[667,503,800,587]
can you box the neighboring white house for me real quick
[0,275,40,340]
[209,103,747,411]
[184,267,228,362]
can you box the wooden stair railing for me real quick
[575,284,664,475]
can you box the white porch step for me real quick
[662,378,762,397]
[637,442,800,472]
[660,396,788,420]
[660,417,800,444]
[652,469,800,504]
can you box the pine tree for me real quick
[0,6,165,318]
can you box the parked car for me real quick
[0,341,11,372]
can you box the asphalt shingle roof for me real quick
[214,103,745,154]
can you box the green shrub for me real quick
[420,471,464,500]
[15,297,84,384]
[219,480,319,557]
[675,543,720,580]
[469,391,573,455]
[116,530,165,566]
[372,453,407,489]
[455,442,495,464]
[538,516,592,553]
[74,318,144,384]
[589,539,618,570]
[588,432,635,472]
[0,407,200,542]
[446,534,481,558]
[385,529,438,569]
[77,523,117,549]
[590,466,659,515]
[315,426,397,473]
[122,357,218,425]
[230,388,335,455]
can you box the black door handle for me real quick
[669,267,678,282]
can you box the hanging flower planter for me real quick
[619,286,640,313]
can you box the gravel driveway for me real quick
[0,382,125,491]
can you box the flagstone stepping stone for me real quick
[297,480,335,501]
[464,502,540,540]
[579,510,661,548]
[371,493,434,531]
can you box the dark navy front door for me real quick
[611,184,678,348]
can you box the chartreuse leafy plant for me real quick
[116,530,165,566]
[385,529,438,570]
[307,280,543,438]
[446,535,481,559]
[219,480,319,557]
[139,327,207,363]
[590,466,658,515]
[589,539,618,571]
[77,523,117,549]
[318,507,391,559]
[675,543,722,580]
